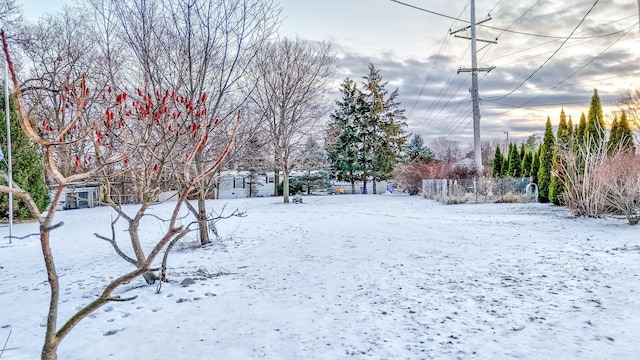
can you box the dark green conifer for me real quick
[492,145,504,178]
[537,117,555,203]
[0,94,50,220]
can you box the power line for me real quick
[482,20,636,116]
[407,1,470,120]
[390,0,614,40]
[494,0,542,38]
[516,22,636,108]
[487,0,600,102]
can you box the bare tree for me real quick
[0,0,25,42]
[0,31,239,360]
[19,8,113,177]
[95,87,229,284]
[430,136,462,163]
[250,37,336,202]
[98,0,280,244]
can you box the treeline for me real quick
[491,90,638,224]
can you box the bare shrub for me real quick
[597,152,640,225]
[393,161,441,195]
[557,137,607,218]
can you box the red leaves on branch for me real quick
[74,156,80,167]
[153,164,158,172]
[116,93,127,104]
[95,130,102,145]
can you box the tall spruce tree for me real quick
[359,63,406,194]
[567,115,574,138]
[0,94,50,220]
[530,147,541,185]
[537,117,555,203]
[507,143,520,177]
[327,78,363,194]
[492,145,504,178]
[607,115,620,154]
[550,108,570,205]
[608,110,635,154]
[520,150,533,179]
[584,90,606,151]
[576,112,587,144]
[403,134,434,163]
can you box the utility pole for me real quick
[452,0,495,174]
[504,130,509,153]
[4,58,11,243]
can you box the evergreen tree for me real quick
[507,143,520,177]
[567,115,574,139]
[523,134,538,153]
[520,150,533,179]
[550,108,570,205]
[403,134,434,163]
[329,66,407,195]
[618,111,636,154]
[359,63,407,193]
[584,90,605,150]
[327,78,364,194]
[607,115,620,155]
[576,112,587,144]
[0,94,50,219]
[530,147,541,185]
[537,117,555,203]
[519,143,526,169]
[492,145,504,178]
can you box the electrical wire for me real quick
[407,1,469,120]
[487,0,600,102]
[390,0,615,40]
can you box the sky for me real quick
[20,0,640,147]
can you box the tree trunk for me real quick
[362,177,368,194]
[197,191,210,245]
[273,150,280,196]
[372,178,377,195]
[350,180,356,194]
[283,167,290,203]
[40,229,60,360]
[195,153,210,245]
[128,221,157,284]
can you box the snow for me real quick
[1,194,639,359]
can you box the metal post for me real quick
[4,58,12,243]
[470,0,482,173]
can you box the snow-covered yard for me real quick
[1,194,639,359]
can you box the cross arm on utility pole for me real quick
[458,66,496,73]
[449,16,492,35]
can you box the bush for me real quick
[277,177,303,196]
[597,152,640,225]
